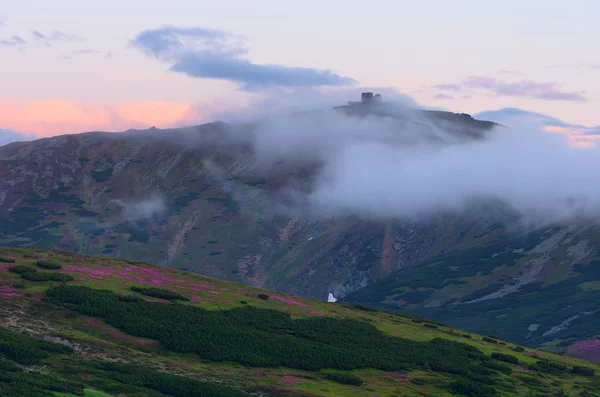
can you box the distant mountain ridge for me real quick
[0,97,498,302]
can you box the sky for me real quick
[1,0,600,143]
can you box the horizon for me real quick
[1,0,600,147]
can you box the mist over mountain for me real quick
[3,92,600,362]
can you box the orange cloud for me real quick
[0,98,213,137]
[542,125,599,149]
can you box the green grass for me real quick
[54,390,114,397]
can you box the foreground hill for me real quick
[0,102,500,302]
[1,247,600,397]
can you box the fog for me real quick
[111,195,167,220]
[212,96,600,225]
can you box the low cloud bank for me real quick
[210,96,600,225]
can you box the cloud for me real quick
[213,86,418,122]
[433,84,462,92]
[209,98,600,226]
[111,195,167,220]
[462,75,586,101]
[0,98,217,137]
[33,30,82,46]
[0,16,6,27]
[61,48,101,59]
[0,35,25,46]
[497,70,526,76]
[132,26,356,90]
[434,93,454,100]
[476,108,600,149]
[93,71,173,81]
[0,129,35,146]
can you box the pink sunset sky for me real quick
[1,0,599,144]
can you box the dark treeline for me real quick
[63,361,251,397]
[0,328,83,397]
[36,260,62,269]
[0,327,73,364]
[45,285,487,376]
[8,264,73,282]
[130,286,190,301]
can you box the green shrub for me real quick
[325,372,363,386]
[130,286,189,301]
[486,335,508,342]
[424,323,438,329]
[8,265,36,274]
[482,337,498,344]
[462,334,472,339]
[257,293,270,300]
[118,294,142,302]
[36,260,62,270]
[353,303,379,312]
[571,365,595,377]
[449,379,498,397]
[0,256,15,263]
[490,352,519,364]
[11,283,26,289]
[80,361,250,397]
[0,327,73,364]
[529,360,567,374]
[21,272,74,282]
[481,360,512,374]
[512,346,525,352]
[45,285,488,375]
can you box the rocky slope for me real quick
[343,224,600,362]
[0,102,500,302]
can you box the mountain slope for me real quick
[0,105,500,301]
[1,246,600,397]
[343,224,600,363]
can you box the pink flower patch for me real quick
[385,372,413,382]
[0,285,22,298]
[269,294,310,307]
[207,291,221,295]
[281,375,302,385]
[309,311,325,316]
[568,339,600,362]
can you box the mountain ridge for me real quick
[0,100,500,303]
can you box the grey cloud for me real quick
[33,30,82,46]
[434,93,454,100]
[0,35,25,46]
[433,84,462,92]
[0,16,6,27]
[213,98,600,225]
[132,26,355,90]
[463,75,586,101]
[61,48,101,59]
[111,195,167,220]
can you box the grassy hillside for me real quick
[1,247,600,396]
